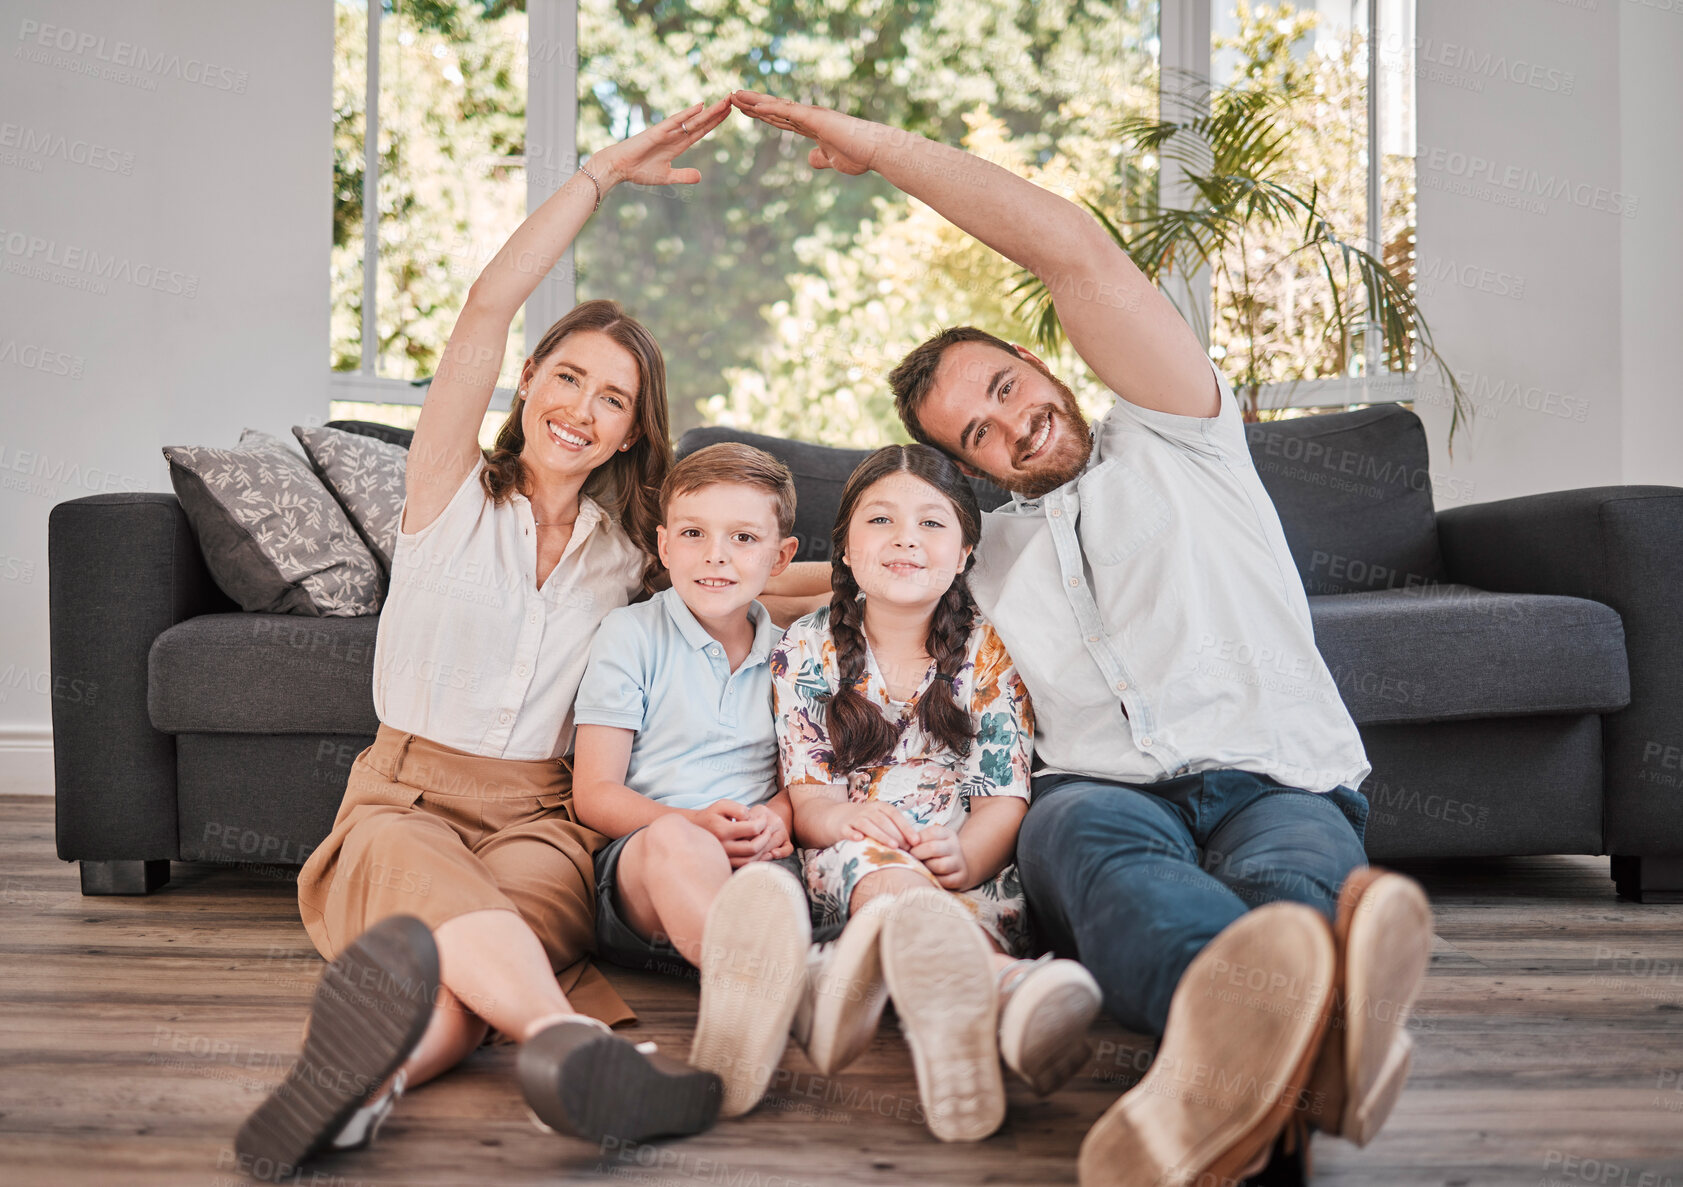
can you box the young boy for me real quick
[571,442,812,1120]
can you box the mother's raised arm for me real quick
[403,97,734,534]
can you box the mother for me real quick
[235,99,734,1180]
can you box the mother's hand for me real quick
[590,97,733,189]
[729,90,879,176]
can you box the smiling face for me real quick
[917,341,1093,498]
[842,472,974,615]
[657,483,798,626]
[518,329,643,484]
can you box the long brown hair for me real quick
[481,299,674,593]
[826,444,982,774]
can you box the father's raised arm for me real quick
[731,90,1216,418]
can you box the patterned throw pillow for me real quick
[162,430,383,616]
[292,424,408,574]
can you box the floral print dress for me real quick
[771,605,1036,956]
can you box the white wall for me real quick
[1413,0,1683,505]
[0,1,331,790]
[1618,0,1683,487]
[0,1,1677,792]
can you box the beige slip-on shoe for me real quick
[997,954,1103,1096]
[791,891,897,1076]
[1305,866,1433,1146]
[1076,902,1337,1187]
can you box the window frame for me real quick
[327,0,575,411]
[328,0,1413,415]
[1172,0,1419,411]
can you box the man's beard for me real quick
[986,370,1093,499]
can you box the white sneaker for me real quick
[996,954,1102,1095]
[791,893,895,1075]
[689,862,812,1117]
[879,886,1006,1143]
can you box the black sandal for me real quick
[235,915,439,1181]
[517,1018,722,1144]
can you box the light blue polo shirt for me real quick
[573,587,780,811]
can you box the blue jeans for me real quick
[1018,768,1370,1037]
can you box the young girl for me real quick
[771,444,1101,1143]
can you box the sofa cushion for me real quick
[676,426,1011,564]
[162,429,384,616]
[1308,585,1630,725]
[1245,405,1447,595]
[149,612,380,735]
[293,424,408,574]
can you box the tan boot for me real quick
[1077,903,1336,1187]
[1304,867,1433,1146]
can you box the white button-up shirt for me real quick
[373,456,645,760]
[969,358,1371,795]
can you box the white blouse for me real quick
[372,455,645,760]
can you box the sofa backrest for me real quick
[1244,404,1446,595]
[675,426,1011,563]
[327,419,416,448]
[334,406,1447,592]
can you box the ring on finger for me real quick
[680,120,690,133]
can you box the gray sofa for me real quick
[47,408,1683,899]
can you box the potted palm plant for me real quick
[1012,75,1469,446]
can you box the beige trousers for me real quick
[296,722,633,1028]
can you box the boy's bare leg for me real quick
[615,814,734,968]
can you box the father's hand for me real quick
[730,90,878,176]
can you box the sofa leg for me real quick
[1611,855,1683,904]
[79,859,170,896]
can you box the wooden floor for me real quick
[4,797,1683,1186]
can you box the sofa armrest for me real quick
[1436,486,1683,856]
[49,493,235,869]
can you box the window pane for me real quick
[1208,0,1417,401]
[332,0,530,386]
[574,0,1160,444]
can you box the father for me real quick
[735,90,1433,1186]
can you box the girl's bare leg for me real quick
[851,866,1015,969]
[848,865,936,913]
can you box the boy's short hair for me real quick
[660,442,797,538]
